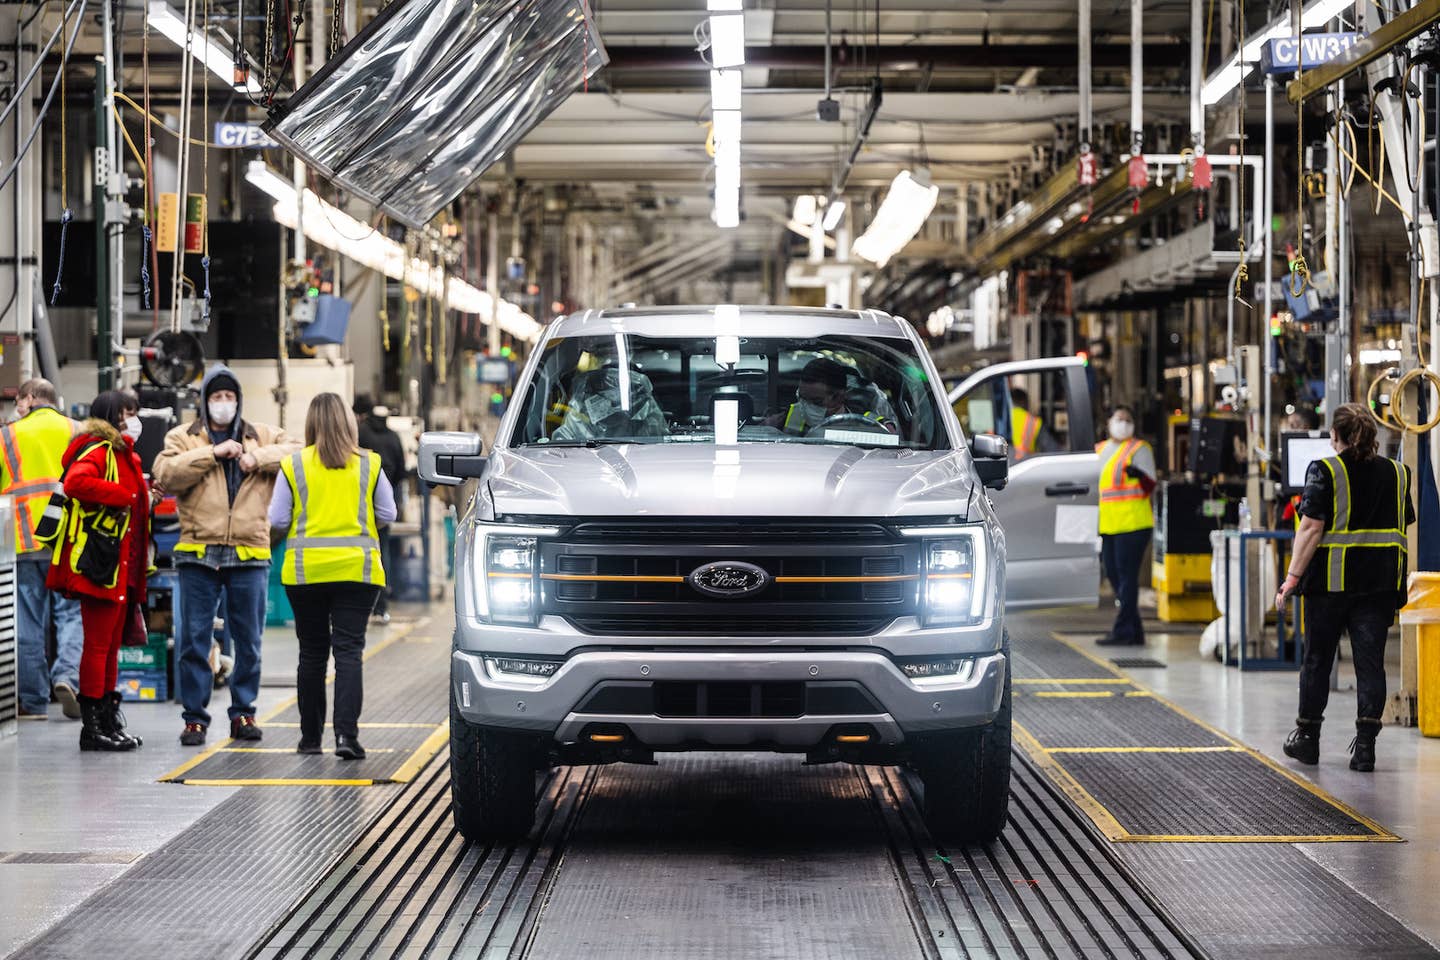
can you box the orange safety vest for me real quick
[1096,438,1154,535]
[0,407,79,553]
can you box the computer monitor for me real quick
[1282,431,1337,493]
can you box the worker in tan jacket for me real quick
[152,366,300,746]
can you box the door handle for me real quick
[1045,482,1090,497]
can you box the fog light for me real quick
[899,658,974,685]
[486,657,561,684]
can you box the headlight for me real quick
[898,657,976,685]
[469,523,559,625]
[485,657,562,685]
[901,525,989,626]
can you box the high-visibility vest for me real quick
[782,402,886,434]
[1011,408,1041,460]
[0,407,78,552]
[279,447,386,587]
[1097,438,1154,535]
[1314,455,1408,592]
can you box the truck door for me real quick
[948,357,1100,609]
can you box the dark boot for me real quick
[1283,718,1321,765]
[79,696,135,752]
[1349,720,1380,772]
[102,692,143,748]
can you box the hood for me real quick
[485,443,976,520]
[199,363,243,436]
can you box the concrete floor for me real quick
[3,600,1439,956]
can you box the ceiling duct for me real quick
[265,0,606,228]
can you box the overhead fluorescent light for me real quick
[245,161,540,340]
[714,184,740,228]
[147,1,262,94]
[851,170,939,267]
[822,198,847,231]
[707,0,742,9]
[792,195,818,227]
[710,69,742,111]
[712,108,742,150]
[1200,0,1356,104]
[708,13,746,68]
[266,0,607,228]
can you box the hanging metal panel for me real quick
[266,0,606,228]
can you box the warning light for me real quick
[1269,315,1284,337]
[499,345,513,358]
[306,286,320,298]
[490,391,505,404]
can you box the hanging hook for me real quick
[49,208,73,305]
[141,225,153,309]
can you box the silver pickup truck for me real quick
[420,306,1099,845]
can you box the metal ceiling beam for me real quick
[1286,0,1440,102]
[603,42,1186,72]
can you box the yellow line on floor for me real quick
[1013,722,1131,842]
[1116,833,1405,843]
[181,778,376,787]
[1042,632,1401,842]
[1030,690,1115,698]
[157,617,431,785]
[1014,678,1134,685]
[388,721,449,784]
[1123,691,1154,697]
[264,721,441,729]
[1045,746,1246,754]
[217,747,399,754]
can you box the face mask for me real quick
[1109,417,1134,441]
[122,416,143,441]
[797,399,830,425]
[208,400,237,426]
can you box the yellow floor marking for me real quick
[388,721,450,784]
[1044,746,1246,754]
[217,747,399,754]
[1014,678,1134,685]
[1024,632,1402,843]
[1030,690,1115,698]
[157,617,431,784]
[1123,691,1155,697]
[182,779,375,787]
[264,721,441,729]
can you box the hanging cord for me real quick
[379,215,391,351]
[143,5,158,321]
[49,0,72,306]
[261,0,277,104]
[400,236,412,355]
[168,0,200,334]
[0,0,84,134]
[1233,0,1250,307]
[436,254,447,385]
[329,0,343,58]
[0,0,87,194]
[424,246,435,365]
[1290,0,1310,297]
[200,0,213,326]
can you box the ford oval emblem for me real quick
[687,561,770,598]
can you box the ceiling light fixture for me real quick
[147,1,262,94]
[851,169,939,267]
[1200,0,1356,104]
[714,184,741,228]
[792,195,819,227]
[245,161,540,340]
[710,69,742,111]
[708,13,746,68]
[822,199,847,231]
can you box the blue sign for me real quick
[1260,33,1363,75]
[213,122,280,149]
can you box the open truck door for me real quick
[948,357,1100,609]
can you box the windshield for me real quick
[511,333,950,451]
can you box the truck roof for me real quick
[548,305,912,340]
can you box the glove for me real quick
[1124,464,1146,480]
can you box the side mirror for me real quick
[418,432,487,486]
[969,434,1009,491]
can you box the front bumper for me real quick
[450,646,1007,750]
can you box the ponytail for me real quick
[1331,402,1379,461]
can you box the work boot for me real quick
[230,715,263,741]
[53,681,81,720]
[79,697,135,752]
[180,722,207,746]
[335,735,366,760]
[1283,719,1321,765]
[102,692,143,748]
[1349,720,1381,772]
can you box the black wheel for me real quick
[913,636,1012,845]
[449,690,541,843]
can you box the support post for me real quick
[1078,0,1092,144]
[94,55,112,391]
[1190,0,1204,149]
[1129,0,1142,154]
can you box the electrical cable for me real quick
[143,5,157,321]
[201,0,213,326]
[48,0,72,306]
[1290,0,1310,298]
[0,0,88,194]
[0,0,84,135]
[167,0,200,335]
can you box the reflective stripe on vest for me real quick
[281,448,385,587]
[1316,456,1408,591]
[1098,438,1152,535]
[1,410,79,552]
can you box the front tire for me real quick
[450,691,541,843]
[912,638,1012,845]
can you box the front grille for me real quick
[575,681,880,718]
[540,521,919,637]
[568,616,894,637]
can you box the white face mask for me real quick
[208,400,237,426]
[797,399,830,426]
[1109,417,1134,441]
[122,416,143,441]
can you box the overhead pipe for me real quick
[1190,0,1204,149]
[603,43,1184,72]
[1078,0,1092,145]
[1130,0,1143,156]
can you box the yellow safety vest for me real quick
[0,407,78,552]
[279,447,386,587]
[1011,408,1041,460]
[782,402,884,434]
[1314,455,1408,592]
[1097,438,1153,535]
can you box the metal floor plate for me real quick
[1010,638,1119,681]
[1014,692,1230,749]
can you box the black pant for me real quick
[374,528,393,616]
[285,583,382,740]
[1101,528,1151,643]
[1298,591,1395,728]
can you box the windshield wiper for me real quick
[529,438,643,448]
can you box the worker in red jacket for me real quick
[47,391,151,752]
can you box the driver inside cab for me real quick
[776,357,896,435]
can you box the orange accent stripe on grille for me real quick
[540,573,687,583]
[537,573,920,584]
[774,574,919,583]
[925,572,974,580]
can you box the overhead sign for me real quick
[214,122,280,149]
[1260,33,1363,75]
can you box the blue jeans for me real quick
[16,553,83,711]
[1101,528,1151,644]
[177,564,268,727]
